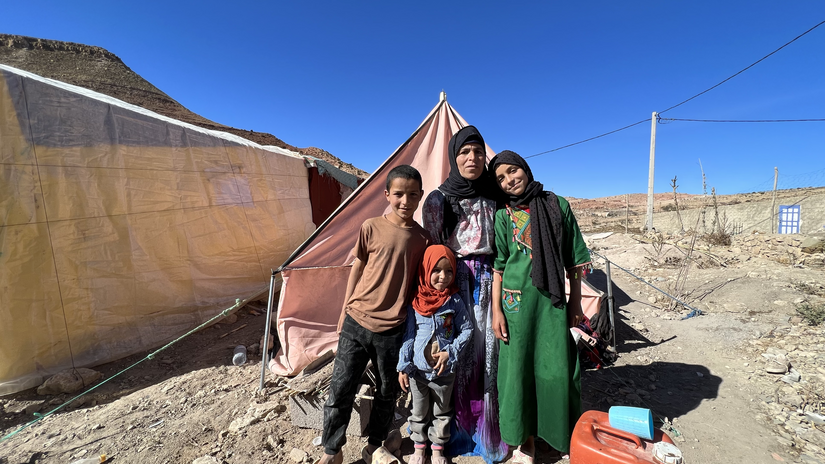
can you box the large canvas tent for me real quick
[270,95,604,376]
[0,64,353,395]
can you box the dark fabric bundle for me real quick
[489,150,567,307]
[437,125,489,243]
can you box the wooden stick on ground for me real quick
[218,323,248,339]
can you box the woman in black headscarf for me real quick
[488,150,591,461]
[421,126,506,463]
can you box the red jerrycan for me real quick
[570,410,680,464]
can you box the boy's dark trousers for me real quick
[322,314,404,455]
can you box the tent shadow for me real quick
[581,361,721,422]
[586,269,676,354]
[0,308,273,432]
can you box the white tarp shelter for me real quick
[0,64,326,394]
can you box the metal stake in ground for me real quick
[260,270,277,391]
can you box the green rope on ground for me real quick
[1,298,246,443]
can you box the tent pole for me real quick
[259,270,277,391]
[605,260,616,350]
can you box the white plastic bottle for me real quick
[69,454,106,464]
[232,345,247,366]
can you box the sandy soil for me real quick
[2,233,824,464]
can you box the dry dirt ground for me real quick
[2,233,824,464]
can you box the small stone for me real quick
[311,436,322,447]
[780,394,804,409]
[228,415,258,433]
[24,402,45,415]
[37,368,103,395]
[193,456,220,464]
[289,448,308,462]
[781,370,801,384]
[266,435,280,450]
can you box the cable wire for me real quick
[657,19,825,115]
[527,19,825,158]
[659,117,825,123]
[525,118,649,158]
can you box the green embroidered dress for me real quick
[493,196,591,453]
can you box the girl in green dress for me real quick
[488,150,591,463]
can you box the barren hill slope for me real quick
[0,33,368,177]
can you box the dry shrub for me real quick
[796,302,825,326]
[703,230,732,247]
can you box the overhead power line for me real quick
[657,19,825,115]
[659,117,825,123]
[527,19,825,159]
[525,118,648,158]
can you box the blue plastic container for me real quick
[608,406,654,440]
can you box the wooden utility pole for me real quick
[625,194,629,234]
[646,112,657,231]
[771,167,778,233]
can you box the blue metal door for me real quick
[778,205,800,234]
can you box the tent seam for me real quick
[19,75,79,373]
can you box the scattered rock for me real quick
[24,401,45,415]
[265,435,278,450]
[779,394,804,409]
[228,415,258,433]
[781,369,801,384]
[37,368,103,395]
[289,448,308,462]
[193,456,220,464]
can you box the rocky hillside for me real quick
[0,33,368,178]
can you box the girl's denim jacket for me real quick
[396,293,473,380]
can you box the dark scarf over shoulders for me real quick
[489,150,567,307]
[437,125,493,243]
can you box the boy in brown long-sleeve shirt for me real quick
[318,165,430,464]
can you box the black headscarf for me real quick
[437,125,491,243]
[489,150,567,307]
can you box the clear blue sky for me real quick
[3,1,824,198]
